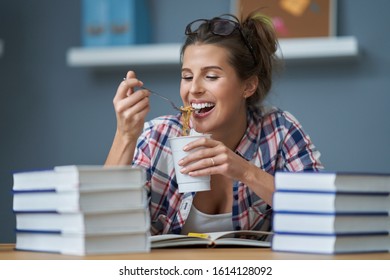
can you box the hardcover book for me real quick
[275,171,390,193]
[272,191,390,214]
[15,208,150,234]
[271,232,390,254]
[12,165,146,191]
[273,212,390,234]
[13,187,147,213]
[15,230,150,255]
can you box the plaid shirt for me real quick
[132,107,323,235]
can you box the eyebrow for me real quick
[181,65,224,72]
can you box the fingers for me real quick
[178,138,228,173]
[111,71,151,140]
[114,71,144,102]
[115,88,150,114]
[179,155,223,177]
[182,137,211,152]
[113,71,151,115]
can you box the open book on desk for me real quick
[150,230,272,248]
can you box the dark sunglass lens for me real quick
[187,20,207,34]
[212,20,236,35]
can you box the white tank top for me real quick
[180,204,233,234]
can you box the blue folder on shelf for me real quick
[109,0,151,45]
[81,0,110,47]
[81,0,151,47]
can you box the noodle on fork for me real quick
[180,106,194,136]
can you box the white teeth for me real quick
[191,103,214,109]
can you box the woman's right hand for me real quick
[113,71,150,142]
[105,71,150,166]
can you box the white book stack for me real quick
[271,171,390,254]
[12,165,150,255]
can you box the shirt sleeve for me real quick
[132,122,152,170]
[278,111,323,171]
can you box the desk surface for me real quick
[1,244,390,260]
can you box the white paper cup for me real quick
[169,134,211,193]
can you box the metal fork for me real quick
[140,86,182,112]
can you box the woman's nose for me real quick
[189,78,205,95]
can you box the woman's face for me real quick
[180,44,248,136]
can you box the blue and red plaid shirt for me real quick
[132,107,323,235]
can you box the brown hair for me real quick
[181,12,280,111]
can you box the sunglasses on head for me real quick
[185,18,256,63]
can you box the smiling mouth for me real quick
[191,102,215,114]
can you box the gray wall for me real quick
[0,0,389,243]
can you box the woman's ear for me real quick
[242,76,258,98]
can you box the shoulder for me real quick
[253,106,303,131]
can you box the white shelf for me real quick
[277,36,358,60]
[67,36,358,68]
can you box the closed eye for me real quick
[206,75,219,80]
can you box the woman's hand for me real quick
[113,71,150,142]
[177,137,275,205]
[178,137,248,181]
[105,71,150,166]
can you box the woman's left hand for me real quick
[178,137,249,182]
[178,137,275,205]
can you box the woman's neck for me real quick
[212,111,248,151]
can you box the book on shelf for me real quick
[15,230,150,255]
[273,212,390,234]
[12,165,146,191]
[272,191,390,214]
[271,232,390,254]
[150,230,272,249]
[15,208,150,234]
[13,187,147,213]
[275,171,390,193]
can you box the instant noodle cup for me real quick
[169,134,211,193]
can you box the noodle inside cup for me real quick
[169,134,211,193]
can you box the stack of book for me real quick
[271,171,390,254]
[12,165,150,255]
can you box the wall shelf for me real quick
[66,36,358,68]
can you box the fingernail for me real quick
[183,145,189,151]
[180,167,187,173]
[178,159,184,166]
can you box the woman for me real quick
[105,13,323,235]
